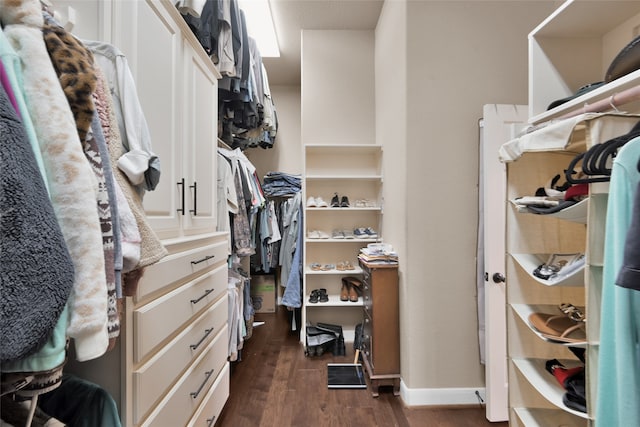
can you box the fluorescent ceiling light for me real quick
[238,0,280,57]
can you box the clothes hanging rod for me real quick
[557,84,640,120]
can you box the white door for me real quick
[480,104,527,422]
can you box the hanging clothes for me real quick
[596,137,640,426]
[1,1,109,363]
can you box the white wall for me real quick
[254,0,559,407]
[247,85,302,179]
[394,0,556,403]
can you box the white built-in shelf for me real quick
[513,407,587,427]
[306,238,379,243]
[513,358,589,420]
[306,207,381,211]
[305,267,364,275]
[510,198,589,224]
[305,175,383,181]
[305,144,382,154]
[305,294,364,307]
[528,0,640,122]
[510,253,585,287]
[511,304,587,348]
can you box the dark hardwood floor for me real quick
[215,308,508,427]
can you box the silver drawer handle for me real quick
[190,328,214,350]
[206,417,216,427]
[191,289,214,304]
[190,369,214,399]
[191,254,215,265]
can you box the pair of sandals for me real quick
[309,288,329,303]
[529,303,586,343]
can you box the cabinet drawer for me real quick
[141,323,229,427]
[186,363,230,427]
[132,295,228,423]
[137,241,227,302]
[134,263,227,361]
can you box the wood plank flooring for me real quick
[215,308,508,427]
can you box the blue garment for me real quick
[261,172,301,198]
[282,205,303,308]
[596,137,640,426]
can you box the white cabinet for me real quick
[302,144,383,343]
[126,233,229,426]
[54,1,230,425]
[503,2,640,425]
[112,0,221,241]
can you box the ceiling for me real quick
[262,0,384,85]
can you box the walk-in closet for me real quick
[2,0,640,426]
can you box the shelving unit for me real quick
[302,144,383,344]
[502,2,640,425]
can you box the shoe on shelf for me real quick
[340,196,350,207]
[310,263,322,271]
[337,262,347,271]
[354,199,376,208]
[307,230,321,239]
[318,288,329,303]
[342,229,354,239]
[331,193,340,207]
[309,289,319,303]
[344,261,355,270]
[332,230,345,239]
[353,227,368,238]
[306,196,317,207]
[317,230,331,239]
[348,284,359,302]
[340,280,350,301]
[365,227,378,239]
[344,277,363,302]
[315,197,329,208]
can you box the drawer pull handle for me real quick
[191,289,214,304]
[177,178,185,215]
[189,181,197,216]
[190,369,214,399]
[190,328,214,350]
[191,255,215,265]
[206,417,216,427]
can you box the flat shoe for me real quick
[331,193,340,207]
[528,312,586,343]
[315,197,329,208]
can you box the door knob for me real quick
[492,273,506,283]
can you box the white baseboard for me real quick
[400,381,486,407]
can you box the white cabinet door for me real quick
[480,104,527,422]
[181,39,218,236]
[116,0,184,239]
